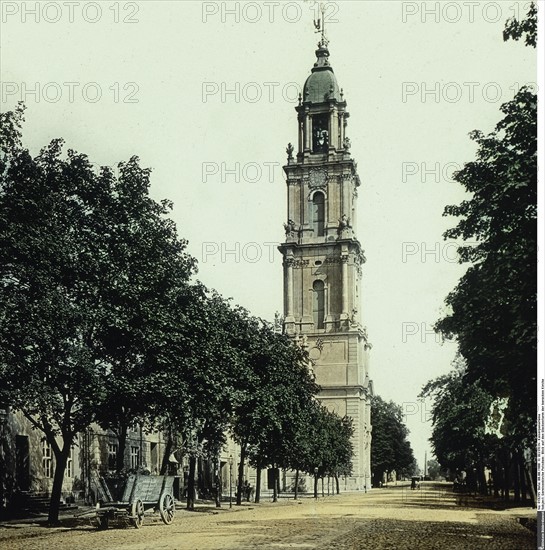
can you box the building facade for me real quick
[279,38,372,490]
[0,410,177,514]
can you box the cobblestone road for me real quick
[0,483,536,549]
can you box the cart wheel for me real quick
[159,493,175,525]
[131,499,144,529]
[96,514,109,530]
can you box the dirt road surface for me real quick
[0,483,536,549]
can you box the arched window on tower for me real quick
[313,280,325,329]
[312,192,325,237]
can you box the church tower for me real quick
[279,34,372,490]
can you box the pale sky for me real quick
[1,0,537,470]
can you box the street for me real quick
[0,483,535,549]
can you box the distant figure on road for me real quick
[243,480,252,502]
[242,480,248,499]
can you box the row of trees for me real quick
[370,396,416,486]
[0,105,354,524]
[423,5,537,503]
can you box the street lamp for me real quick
[228,455,233,509]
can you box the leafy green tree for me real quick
[234,326,319,503]
[436,3,537,456]
[370,396,415,486]
[436,87,537,441]
[1,105,109,523]
[420,359,496,494]
[154,285,252,510]
[503,1,536,47]
[293,403,354,498]
[317,408,354,495]
[426,458,441,481]
[0,104,195,523]
[91,157,196,472]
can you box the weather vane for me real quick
[313,3,329,48]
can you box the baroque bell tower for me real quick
[279,31,372,490]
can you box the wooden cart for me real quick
[94,474,176,529]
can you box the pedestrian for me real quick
[243,480,252,502]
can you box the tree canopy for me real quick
[370,395,415,486]
[0,103,357,521]
[436,5,537,450]
[428,4,537,502]
[0,103,197,522]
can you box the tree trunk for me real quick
[186,455,196,510]
[197,457,204,497]
[501,448,511,501]
[48,443,70,525]
[236,444,246,506]
[116,422,129,473]
[490,464,500,497]
[314,474,318,498]
[513,456,521,502]
[524,465,536,508]
[477,463,487,495]
[294,470,299,500]
[503,463,510,502]
[255,466,261,503]
[215,456,221,508]
[272,465,278,503]
[159,430,174,475]
[519,454,527,502]
[335,474,340,494]
[466,468,476,495]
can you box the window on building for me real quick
[312,192,325,237]
[42,440,53,478]
[150,442,158,474]
[65,446,74,478]
[313,280,325,329]
[130,446,140,470]
[108,443,118,471]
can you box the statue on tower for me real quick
[286,142,294,161]
[338,214,351,235]
[314,128,329,151]
[284,219,297,238]
[350,307,359,327]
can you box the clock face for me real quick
[309,168,327,188]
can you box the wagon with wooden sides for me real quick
[93,474,176,529]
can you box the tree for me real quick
[233,326,319,503]
[503,1,536,47]
[436,3,537,458]
[370,396,415,486]
[153,285,252,510]
[420,359,496,494]
[91,157,196,472]
[0,104,195,523]
[314,408,354,495]
[426,459,442,481]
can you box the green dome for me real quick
[303,45,342,104]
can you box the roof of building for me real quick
[303,44,342,104]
